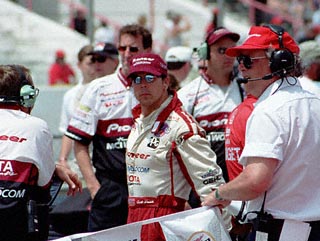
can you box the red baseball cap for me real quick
[128,53,168,77]
[206,28,240,45]
[226,26,300,57]
[55,49,65,58]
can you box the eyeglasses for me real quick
[91,55,107,63]
[167,62,186,70]
[131,74,159,84]
[236,55,267,69]
[217,47,227,55]
[118,45,139,53]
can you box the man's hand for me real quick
[55,164,82,196]
[202,190,231,208]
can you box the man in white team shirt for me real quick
[203,25,320,241]
[58,43,119,170]
[0,64,81,241]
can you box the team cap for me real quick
[128,53,167,77]
[226,25,300,57]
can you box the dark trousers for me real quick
[248,218,320,241]
[88,179,128,231]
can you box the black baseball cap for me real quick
[88,42,119,59]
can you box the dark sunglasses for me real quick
[118,45,139,53]
[131,74,159,84]
[167,62,186,70]
[236,55,267,69]
[91,55,107,63]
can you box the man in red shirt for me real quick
[48,49,75,85]
[225,94,257,180]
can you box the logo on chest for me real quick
[147,136,160,149]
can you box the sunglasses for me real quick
[167,62,186,70]
[131,74,159,84]
[91,55,107,63]
[217,47,227,55]
[118,45,139,53]
[236,55,267,69]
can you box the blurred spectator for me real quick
[255,0,268,25]
[299,40,320,96]
[94,20,115,44]
[58,43,119,169]
[296,24,320,43]
[137,14,147,28]
[205,8,219,35]
[136,13,153,32]
[87,42,119,78]
[164,10,191,47]
[72,9,87,35]
[165,46,194,88]
[48,49,75,86]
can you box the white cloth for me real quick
[177,75,242,120]
[240,78,320,221]
[66,71,136,141]
[94,26,115,44]
[0,109,54,186]
[299,76,320,97]
[54,207,231,241]
[59,83,82,133]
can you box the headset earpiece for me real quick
[20,84,37,108]
[264,24,295,76]
[197,41,210,60]
[197,28,220,60]
[269,49,294,75]
[15,65,37,108]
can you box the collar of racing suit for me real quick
[201,71,235,85]
[132,90,182,135]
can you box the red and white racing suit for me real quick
[177,73,243,182]
[126,92,224,241]
[0,106,55,241]
[65,70,138,231]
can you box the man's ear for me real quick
[163,76,170,89]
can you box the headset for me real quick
[196,28,219,60]
[265,24,295,76]
[237,25,296,84]
[17,66,38,108]
[0,65,38,108]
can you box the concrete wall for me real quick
[31,86,72,160]
[0,0,89,86]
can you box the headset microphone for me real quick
[236,73,274,84]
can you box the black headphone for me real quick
[0,65,38,108]
[264,24,295,77]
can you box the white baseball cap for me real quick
[165,46,193,63]
[299,40,320,67]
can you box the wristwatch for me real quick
[215,187,226,201]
